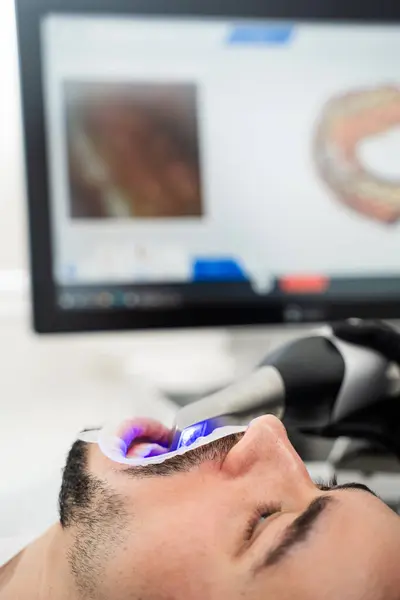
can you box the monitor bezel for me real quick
[15,0,400,333]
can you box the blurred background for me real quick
[0,0,298,506]
[0,0,182,495]
[3,0,400,539]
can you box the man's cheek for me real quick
[133,540,230,600]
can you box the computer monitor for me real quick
[15,0,400,333]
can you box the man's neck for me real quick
[0,524,78,600]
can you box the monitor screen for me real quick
[16,2,400,330]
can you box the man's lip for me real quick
[126,442,169,458]
[115,417,173,456]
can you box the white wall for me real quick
[0,0,26,272]
[0,2,173,499]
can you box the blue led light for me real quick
[177,422,208,449]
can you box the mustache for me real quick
[122,432,245,479]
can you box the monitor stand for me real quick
[119,325,306,407]
[121,329,236,407]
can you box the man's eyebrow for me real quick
[332,482,378,497]
[256,482,377,571]
[258,495,334,570]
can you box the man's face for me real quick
[62,416,400,600]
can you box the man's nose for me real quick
[222,415,312,486]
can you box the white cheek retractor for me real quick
[79,417,246,467]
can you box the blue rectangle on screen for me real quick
[228,24,293,45]
[192,258,248,282]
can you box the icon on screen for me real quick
[58,293,75,310]
[227,24,294,45]
[192,258,248,282]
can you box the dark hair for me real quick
[58,431,244,598]
[59,440,90,528]
[59,440,127,598]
